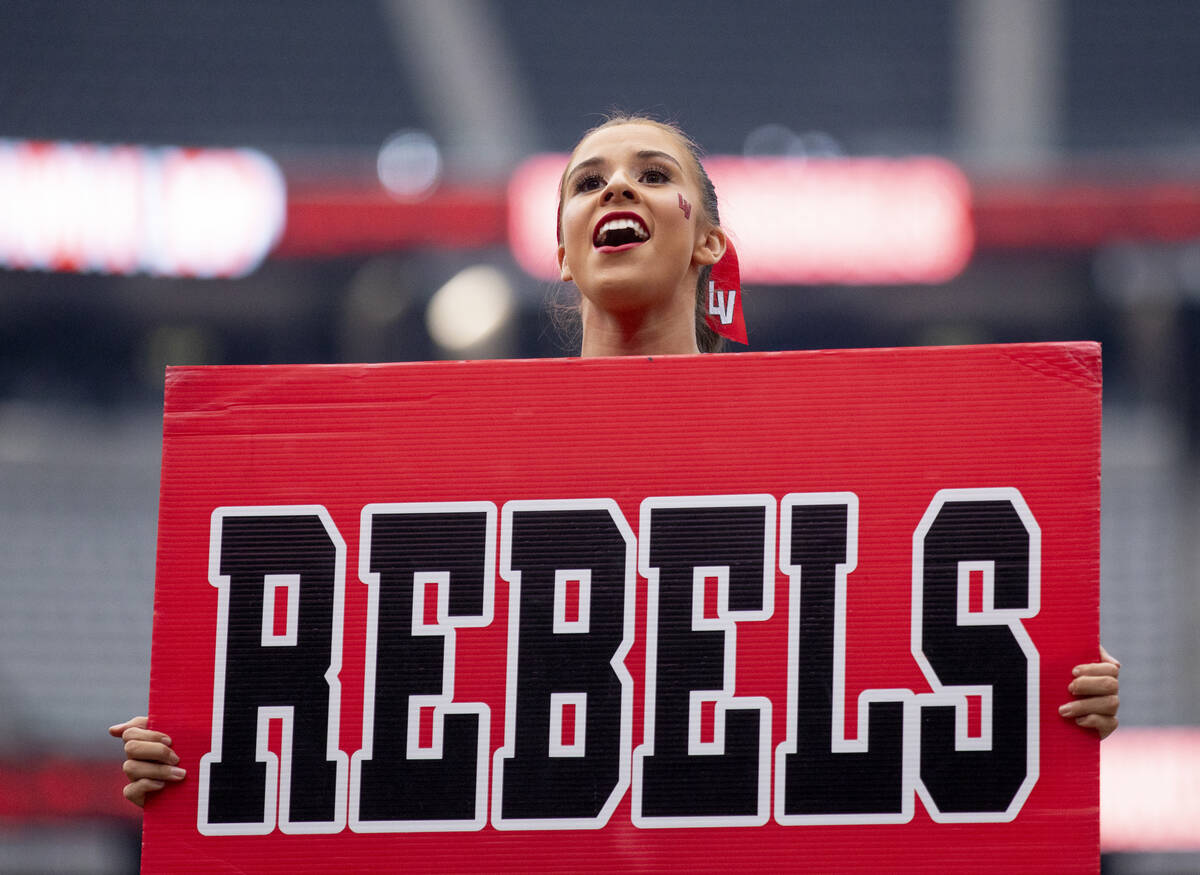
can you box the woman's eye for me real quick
[642,168,669,184]
[575,173,604,192]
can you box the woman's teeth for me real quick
[595,218,649,246]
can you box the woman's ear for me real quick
[693,225,727,267]
[557,244,573,282]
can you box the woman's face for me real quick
[557,123,720,316]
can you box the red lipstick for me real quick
[592,211,651,250]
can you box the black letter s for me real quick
[914,489,1040,821]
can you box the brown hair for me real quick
[556,113,725,353]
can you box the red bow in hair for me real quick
[704,239,747,345]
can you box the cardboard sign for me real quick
[145,344,1101,872]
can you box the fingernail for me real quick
[148,780,165,789]
[1058,704,1070,715]
[162,736,172,746]
[169,752,180,765]
[169,767,187,780]
[1072,667,1081,676]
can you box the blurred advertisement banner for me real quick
[0,139,284,277]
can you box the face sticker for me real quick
[678,193,691,220]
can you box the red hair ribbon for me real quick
[704,238,747,345]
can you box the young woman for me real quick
[111,114,1121,806]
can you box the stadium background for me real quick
[0,1,1197,871]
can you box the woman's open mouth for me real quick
[593,212,650,252]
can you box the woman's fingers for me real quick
[111,716,176,753]
[111,715,184,807]
[108,715,148,738]
[1071,660,1120,679]
[1068,674,1119,697]
[123,778,167,808]
[1061,647,1121,740]
[1072,712,1119,740]
[122,758,187,783]
[1059,689,1120,739]
[1059,693,1119,719]
[123,737,179,765]
[1059,697,1119,740]
[1071,645,1120,681]
[121,725,174,746]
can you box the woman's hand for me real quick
[108,716,186,807]
[1058,645,1120,739]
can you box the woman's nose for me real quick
[601,170,636,202]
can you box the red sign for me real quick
[145,344,1101,872]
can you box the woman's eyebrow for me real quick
[566,155,605,180]
[635,150,683,170]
